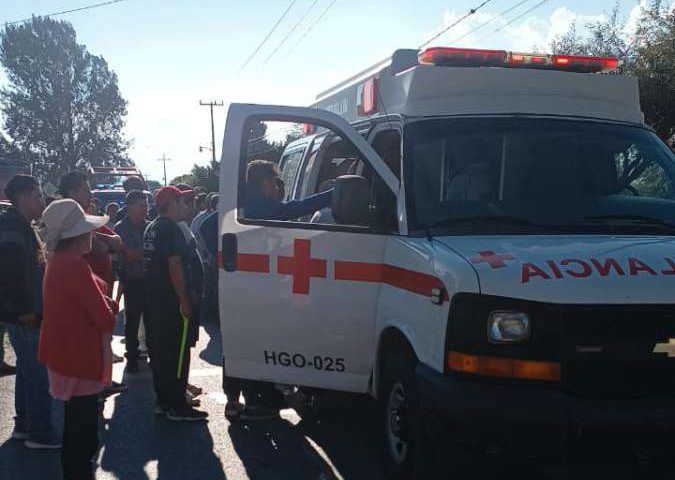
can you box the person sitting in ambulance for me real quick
[199,160,333,258]
[245,160,332,220]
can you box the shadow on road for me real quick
[229,392,385,480]
[99,369,226,480]
[198,318,223,367]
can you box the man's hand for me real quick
[124,249,143,262]
[104,296,119,314]
[17,314,39,328]
[180,300,193,320]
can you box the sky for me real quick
[0,0,655,184]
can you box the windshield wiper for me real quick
[580,214,675,231]
[427,215,545,229]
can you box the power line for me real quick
[492,0,553,34]
[2,0,132,28]
[285,0,339,57]
[447,0,531,45]
[419,0,497,49]
[240,0,299,71]
[264,0,320,64]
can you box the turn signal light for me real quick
[448,351,560,382]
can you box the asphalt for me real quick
[2,315,675,480]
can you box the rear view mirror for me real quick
[332,175,370,226]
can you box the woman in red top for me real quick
[39,198,117,480]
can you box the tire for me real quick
[379,353,431,479]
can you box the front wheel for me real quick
[380,354,432,479]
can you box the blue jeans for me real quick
[7,323,57,442]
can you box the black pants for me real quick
[146,306,190,410]
[223,375,284,409]
[62,394,99,480]
[122,278,146,363]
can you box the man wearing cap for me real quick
[113,175,148,223]
[143,186,208,421]
[0,174,60,449]
[114,190,149,373]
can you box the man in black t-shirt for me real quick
[143,186,207,422]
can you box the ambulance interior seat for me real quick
[444,135,499,204]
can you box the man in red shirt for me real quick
[57,172,126,394]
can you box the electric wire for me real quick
[285,0,339,57]
[2,0,132,27]
[447,0,531,45]
[264,0,320,64]
[492,0,553,34]
[419,0,497,49]
[240,0,299,71]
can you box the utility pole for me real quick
[199,100,224,164]
[157,154,171,186]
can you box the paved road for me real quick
[1,316,675,480]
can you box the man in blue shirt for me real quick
[200,160,332,259]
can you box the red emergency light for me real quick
[551,54,619,73]
[418,47,618,73]
[419,47,507,67]
[357,77,378,116]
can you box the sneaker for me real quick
[186,393,201,407]
[225,401,245,420]
[239,405,280,421]
[165,407,208,422]
[0,362,17,376]
[186,384,203,397]
[11,430,29,441]
[102,381,128,397]
[25,438,61,450]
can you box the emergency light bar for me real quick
[418,47,618,73]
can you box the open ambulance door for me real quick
[217,104,399,393]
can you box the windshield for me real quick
[405,118,675,235]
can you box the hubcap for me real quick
[386,381,409,464]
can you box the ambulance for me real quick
[217,47,675,476]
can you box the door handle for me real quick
[221,233,237,272]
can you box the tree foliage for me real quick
[550,1,675,144]
[0,16,130,182]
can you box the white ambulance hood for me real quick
[435,235,675,304]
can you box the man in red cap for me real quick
[142,186,207,421]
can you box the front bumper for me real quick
[416,363,675,429]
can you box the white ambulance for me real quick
[217,47,675,477]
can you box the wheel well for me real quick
[374,328,417,399]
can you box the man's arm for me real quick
[168,256,192,319]
[272,190,333,221]
[199,212,218,259]
[0,234,38,326]
[96,231,123,252]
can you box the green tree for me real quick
[0,16,131,182]
[550,1,675,144]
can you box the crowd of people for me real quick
[0,159,330,480]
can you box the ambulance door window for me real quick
[278,149,305,201]
[369,129,401,232]
[239,118,393,230]
[297,136,325,200]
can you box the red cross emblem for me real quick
[471,250,514,269]
[277,239,327,294]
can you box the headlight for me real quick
[487,311,530,343]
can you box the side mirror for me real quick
[332,175,370,226]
